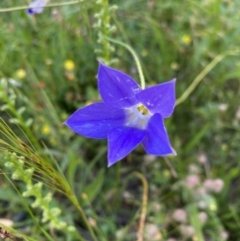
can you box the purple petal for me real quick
[27,0,47,15]
[98,63,141,109]
[108,127,146,167]
[136,79,176,118]
[142,113,176,156]
[64,102,126,139]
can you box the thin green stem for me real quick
[69,194,98,241]
[133,172,148,241]
[114,161,121,209]
[0,0,83,13]
[104,36,146,89]
[176,49,240,106]
[27,64,61,127]
[45,156,97,241]
[228,205,240,229]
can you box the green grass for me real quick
[0,0,240,240]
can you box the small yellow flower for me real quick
[42,124,50,134]
[209,203,217,212]
[45,58,53,65]
[16,69,26,79]
[81,193,88,200]
[64,60,75,71]
[163,170,171,178]
[170,62,179,70]
[50,138,57,145]
[61,113,68,121]
[141,49,148,57]
[181,34,192,45]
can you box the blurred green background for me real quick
[0,0,240,240]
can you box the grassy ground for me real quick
[0,0,240,240]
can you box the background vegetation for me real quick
[0,0,240,240]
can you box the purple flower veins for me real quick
[65,63,176,167]
[27,0,47,15]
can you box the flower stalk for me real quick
[104,36,146,89]
[94,0,117,64]
[134,172,148,241]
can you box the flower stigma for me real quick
[125,103,153,130]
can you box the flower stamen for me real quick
[137,104,149,115]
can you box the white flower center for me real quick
[125,103,153,129]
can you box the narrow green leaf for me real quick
[81,169,105,205]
